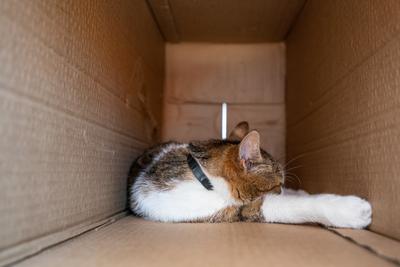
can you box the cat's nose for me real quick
[270,185,282,194]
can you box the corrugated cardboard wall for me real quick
[163,43,285,159]
[147,0,306,43]
[287,0,400,240]
[0,0,164,253]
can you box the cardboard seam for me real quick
[163,0,180,41]
[1,212,127,267]
[283,0,308,40]
[145,0,180,42]
[326,228,400,266]
[145,0,167,41]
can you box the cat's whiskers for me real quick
[283,171,302,186]
[282,153,307,169]
[284,165,302,172]
[284,176,299,187]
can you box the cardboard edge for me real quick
[327,228,400,266]
[0,212,127,267]
[146,0,180,42]
[283,0,308,40]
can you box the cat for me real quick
[129,122,371,228]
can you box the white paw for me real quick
[321,195,372,229]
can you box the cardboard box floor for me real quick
[13,217,400,267]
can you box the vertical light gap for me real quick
[221,102,227,139]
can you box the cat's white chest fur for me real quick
[134,175,238,222]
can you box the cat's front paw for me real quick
[322,195,372,229]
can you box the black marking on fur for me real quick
[187,154,214,190]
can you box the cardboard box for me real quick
[0,0,399,266]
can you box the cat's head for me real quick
[224,122,284,203]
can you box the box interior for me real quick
[1,0,400,266]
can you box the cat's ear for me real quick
[229,121,249,141]
[239,130,262,169]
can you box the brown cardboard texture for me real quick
[147,0,306,42]
[13,217,396,267]
[1,0,400,266]
[286,0,400,240]
[332,228,400,263]
[0,0,164,262]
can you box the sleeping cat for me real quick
[129,122,371,228]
